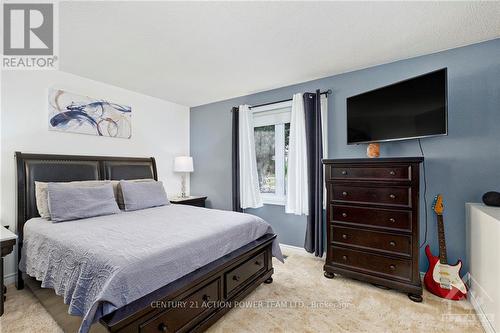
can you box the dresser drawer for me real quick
[140,278,220,333]
[329,165,411,182]
[331,226,411,257]
[225,252,266,297]
[331,184,411,207]
[331,204,412,232]
[329,246,412,282]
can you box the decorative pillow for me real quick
[111,178,155,210]
[119,180,169,211]
[47,183,120,222]
[35,180,110,219]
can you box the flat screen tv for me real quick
[347,68,447,144]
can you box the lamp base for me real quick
[180,174,187,198]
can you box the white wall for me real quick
[1,70,190,283]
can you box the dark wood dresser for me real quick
[323,157,423,302]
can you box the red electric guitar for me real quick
[424,194,467,300]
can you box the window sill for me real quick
[261,194,286,206]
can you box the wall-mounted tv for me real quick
[347,68,448,144]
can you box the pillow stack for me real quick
[34,179,170,222]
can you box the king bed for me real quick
[15,152,282,333]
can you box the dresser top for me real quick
[467,203,500,221]
[1,226,17,242]
[169,195,207,203]
[323,157,424,164]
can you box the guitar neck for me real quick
[437,215,448,264]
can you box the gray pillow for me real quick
[111,178,155,210]
[119,180,169,211]
[35,180,111,219]
[47,183,120,222]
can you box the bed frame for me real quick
[16,152,275,332]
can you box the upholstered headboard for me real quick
[15,152,157,288]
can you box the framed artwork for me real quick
[48,89,132,138]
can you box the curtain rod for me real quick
[231,89,332,111]
[249,89,332,109]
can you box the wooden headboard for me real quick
[15,152,157,288]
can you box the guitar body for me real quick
[424,245,467,300]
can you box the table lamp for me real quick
[174,156,193,198]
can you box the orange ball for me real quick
[367,143,380,158]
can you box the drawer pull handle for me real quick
[255,260,262,266]
[389,194,396,199]
[342,191,348,197]
[233,275,241,282]
[389,241,396,247]
[202,294,211,302]
[389,264,396,271]
[342,212,347,218]
[341,170,347,175]
[389,170,396,176]
[342,234,348,240]
[389,218,396,223]
[158,323,168,332]
[342,255,348,261]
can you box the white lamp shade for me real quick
[174,156,194,172]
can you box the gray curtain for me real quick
[303,90,324,257]
[231,107,243,212]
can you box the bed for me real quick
[15,152,282,333]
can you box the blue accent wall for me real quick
[190,38,500,272]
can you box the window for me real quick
[253,101,291,205]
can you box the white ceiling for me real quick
[60,1,500,107]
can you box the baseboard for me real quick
[279,243,326,259]
[279,243,306,253]
[3,272,16,286]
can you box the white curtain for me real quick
[321,95,328,160]
[285,93,309,215]
[286,93,329,214]
[239,105,263,209]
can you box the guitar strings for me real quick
[418,138,428,249]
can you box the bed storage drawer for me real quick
[139,278,221,333]
[225,251,266,296]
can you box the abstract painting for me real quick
[48,89,132,138]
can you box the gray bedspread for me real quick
[20,205,283,333]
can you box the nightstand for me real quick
[170,196,207,207]
[1,226,17,316]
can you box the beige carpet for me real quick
[0,248,482,333]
